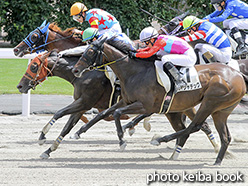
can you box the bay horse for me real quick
[72,36,247,165]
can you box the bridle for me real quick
[23,26,73,54]
[80,42,128,73]
[24,54,58,89]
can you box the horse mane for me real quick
[106,36,135,54]
[49,23,82,44]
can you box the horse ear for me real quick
[98,35,108,46]
[40,22,50,33]
[40,20,47,28]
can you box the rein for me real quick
[86,54,128,72]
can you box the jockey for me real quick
[130,26,196,92]
[203,0,248,58]
[181,15,232,64]
[70,2,121,39]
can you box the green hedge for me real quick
[0,0,213,45]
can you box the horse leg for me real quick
[112,102,146,150]
[75,100,126,137]
[165,113,188,160]
[38,98,86,145]
[122,113,152,132]
[211,111,232,165]
[40,112,83,159]
[97,108,130,121]
[156,101,213,144]
[184,108,219,153]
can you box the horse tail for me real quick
[240,72,248,92]
[239,72,248,106]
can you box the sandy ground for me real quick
[0,113,248,186]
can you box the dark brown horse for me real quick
[72,37,247,165]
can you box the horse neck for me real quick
[46,30,79,52]
[103,44,145,82]
[47,57,76,84]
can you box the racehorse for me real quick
[72,36,247,165]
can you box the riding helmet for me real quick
[139,27,159,42]
[82,28,99,42]
[182,16,200,30]
[70,2,88,16]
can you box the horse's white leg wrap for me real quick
[42,118,56,134]
[50,135,64,151]
[207,133,219,153]
[169,145,182,160]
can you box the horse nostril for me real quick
[13,48,19,54]
[73,69,79,74]
[17,84,22,89]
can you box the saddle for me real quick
[155,61,201,113]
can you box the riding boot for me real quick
[202,51,216,63]
[194,48,200,64]
[231,27,248,58]
[111,84,121,106]
[163,61,186,92]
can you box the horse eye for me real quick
[30,34,38,42]
[30,62,38,73]
[169,22,176,27]
[86,49,95,56]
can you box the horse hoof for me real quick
[70,133,80,140]
[225,150,235,159]
[38,139,46,146]
[40,152,50,159]
[119,141,127,151]
[150,139,160,146]
[122,126,127,133]
[128,128,135,136]
[143,120,151,132]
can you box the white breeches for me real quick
[160,47,196,67]
[223,18,248,29]
[195,43,232,64]
[100,23,122,39]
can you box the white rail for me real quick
[0,48,39,117]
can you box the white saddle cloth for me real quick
[155,61,202,93]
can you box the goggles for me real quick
[144,40,151,45]
[73,14,82,22]
[213,3,221,10]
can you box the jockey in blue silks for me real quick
[203,0,248,58]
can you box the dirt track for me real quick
[0,113,248,185]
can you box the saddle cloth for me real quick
[155,61,202,93]
[104,66,120,107]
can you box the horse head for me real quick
[158,11,189,36]
[72,36,107,77]
[17,51,54,93]
[13,20,50,57]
